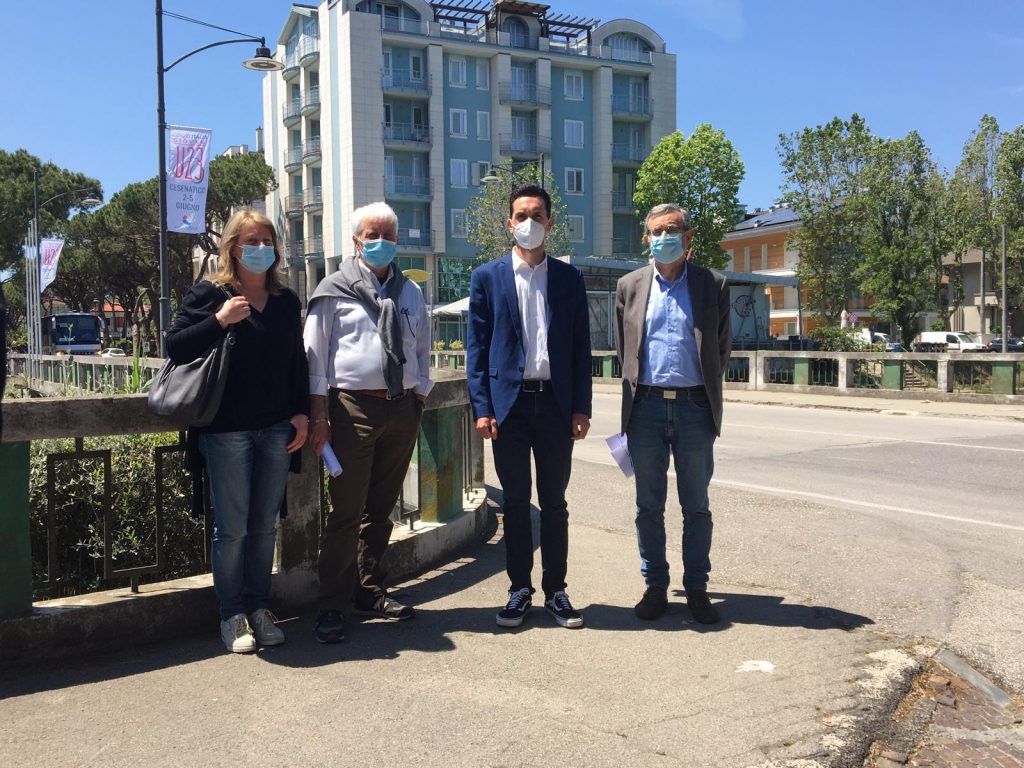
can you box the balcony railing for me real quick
[303,236,324,257]
[439,24,487,43]
[382,69,430,94]
[284,147,303,169]
[301,87,320,115]
[612,237,643,259]
[498,82,551,107]
[282,98,301,125]
[498,133,552,157]
[611,143,650,164]
[383,123,432,145]
[381,15,428,35]
[385,176,431,197]
[298,34,319,65]
[302,137,322,163]
[612,190,634,210]
[303,187,323,211]
[601,45,653,64]
[282,51,300,79]
[398,228,433,249]
[285,194,304,218]
[611,94,652,118]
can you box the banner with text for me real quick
[39,238,65,293]
[166,125,212,234]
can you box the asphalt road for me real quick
[573,392,1024,692]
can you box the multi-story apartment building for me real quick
[262,0,676,347]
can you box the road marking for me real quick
[711,478,1024,532]
[725,424,1024,454]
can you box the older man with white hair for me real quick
[305,201,433,644]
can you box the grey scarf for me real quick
[308,257,408,398]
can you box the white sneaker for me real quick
[249,608,285,646]
[220,613,256,653]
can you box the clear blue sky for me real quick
[2,0,1022,211]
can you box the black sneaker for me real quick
[685,590,720,625]
[634,586,668,620]
[544,591,584,628]
[314,609,346,643]
[353,593,415,621]
[496,588,532,628]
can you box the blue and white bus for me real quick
[41,312,103,355]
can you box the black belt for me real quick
[636,384,707,400]
[520,380,550,393]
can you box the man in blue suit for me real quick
[467,184,592,629]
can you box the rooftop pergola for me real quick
[430,0,598,45]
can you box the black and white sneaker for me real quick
[544,591,584,628]
[353,593,415,621]
[496,588,532,628]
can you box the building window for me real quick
[564,120,584,148]
[477,111,490,140]
[451,208,468,238]
[567,215,585,242]
[564,71,584,99]
[449,56,466,87]
[450,158,468,187]
[476,58,489,90]
[449,108,467,137]
[471,160,492,186]
[565,168,584,194]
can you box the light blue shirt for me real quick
[638,265,704,388]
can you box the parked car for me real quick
[99,348,126,357]
[984,337,1024,353]
[911,331,985,352]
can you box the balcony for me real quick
[302,137,321,164]
[498,83,551,108]
[398,228,433,251]
[548,39,588,56]
[300,87,320,116]
[298,34,319,66]
[385,175,431,200]
[381,15,428,35]
[611,142,650,166]
[383,122,432,148]
[282,98,301,126]
[304,236,324,258]
[498,133,552,158]
[284,147,303,171]
[611,94,652,120]
[601,46,653,65]
[382,68,430,97]
[612,237,644,261]
[282,51,301,80]
[612,190,634,212]
[439,23,488,43]
[285,194,304,219]
[303,187,323,212]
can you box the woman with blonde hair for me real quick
[166,209,309,653]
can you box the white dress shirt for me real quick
[304,261,434,398]
[511,251,550,381]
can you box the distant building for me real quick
[261,0,677,347]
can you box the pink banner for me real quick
[166,125,212,234]
[39,238,65,293]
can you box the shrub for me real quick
[449,339,464,351]
[808,326,861,352]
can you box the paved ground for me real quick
[1,389,1021,767]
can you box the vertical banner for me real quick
[39,238,65,294]
[166,125,212,234]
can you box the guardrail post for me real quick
[937,359,952,392]
[882,358,904,390]
[274,444,324,606]
[838,357,850,391]
[753,354,766,389]
[417,405,465,523]
[0,442,33,619]
[794,358,809,386]
[991,361,1016,395]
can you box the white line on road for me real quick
[711,478,1024,532]
[725,424,1024,453]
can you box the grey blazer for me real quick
[613,263,732,436]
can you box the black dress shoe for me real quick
[685,590,720,624]
[634,586,668,620]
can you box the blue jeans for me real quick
[199,421,292,620]
[626,393,716,592]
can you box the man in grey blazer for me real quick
[614,203,732,624]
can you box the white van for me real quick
[912,331,984,352]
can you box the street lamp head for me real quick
[243,45,283,71]
[481,174,501,184]
[81,196,103,208]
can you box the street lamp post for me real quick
[154,0,282,356]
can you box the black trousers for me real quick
[491,387,574,599]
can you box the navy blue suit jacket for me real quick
[466,253,592,428]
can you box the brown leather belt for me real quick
[352,388,413,401]
[636,384,707,400]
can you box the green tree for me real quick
[633,124,744,269]
[777,114,875,325]
[994,124,1024,329]
[856,132,945,348]
[465,163,571,263]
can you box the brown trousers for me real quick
[317,389,423,609]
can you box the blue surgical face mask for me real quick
[360,238,397,269]
[239,244,276,273]
[649,233,684,264]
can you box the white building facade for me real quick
[262,0,676,333]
